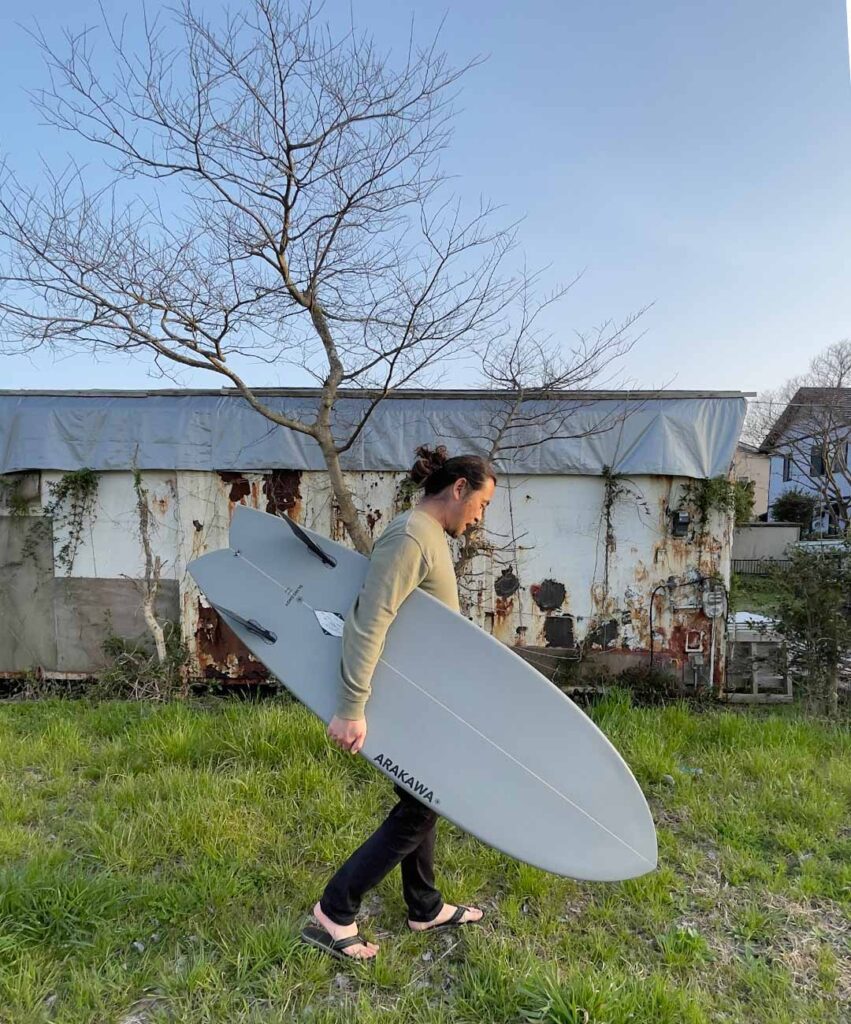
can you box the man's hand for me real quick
[327,715,367,755]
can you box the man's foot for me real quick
[408,903,484,932]
[310,901,379,960]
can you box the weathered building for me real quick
[0,388,747,692]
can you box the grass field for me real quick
[730,574,782,616]
[0,693,848,1023]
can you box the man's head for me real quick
[411,446,497,538]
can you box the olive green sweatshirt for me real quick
[336,506,460,720]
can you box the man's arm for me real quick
[327,533,430,755]
[336,534,430,721]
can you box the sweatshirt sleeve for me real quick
[336,533,430,720]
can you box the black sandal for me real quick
[300,923,377,963]
[408,904,481,933]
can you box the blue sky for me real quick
[1,0,849,393]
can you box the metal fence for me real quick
[732,558,791,576]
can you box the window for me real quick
[810,446,826,477]
[810,443,849,476]
[782,456,792,482]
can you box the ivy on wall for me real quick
[21,469,100,575]
[680,476,754,532]
[0,476,32,517]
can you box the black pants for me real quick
[319,783,444,926]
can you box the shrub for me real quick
[771,488,817,529]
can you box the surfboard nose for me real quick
[557,801,658,881]
[620,817,659,879]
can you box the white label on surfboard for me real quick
[314,609,346,637]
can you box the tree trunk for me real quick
[133,470,168,664]
[142,565,167,665]
[316,435,373,555]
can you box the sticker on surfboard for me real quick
[314,609,345,637]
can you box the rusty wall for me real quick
[174,469,731,686]
[4,468,734,687]
[455,473,731,690]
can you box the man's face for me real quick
[448,476,495,537]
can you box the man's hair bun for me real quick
[408,445,497,496]
[410,444,449,486]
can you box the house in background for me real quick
[759,386,851,533]
[731,441,770,519]
[1,388,748,694]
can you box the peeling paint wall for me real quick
[2,468,734,687]
[456,474,731,689]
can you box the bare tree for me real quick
[475,277,647,462]
[754,339,851,531]
[0,1,517,553]
[448,273,648,580]
[130,465,167,666]
[740,383,795,450]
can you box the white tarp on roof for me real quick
[0,390,746,478]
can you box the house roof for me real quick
[736,441,768,456]
[0,387,749,400]
[0,388,748,478]
[758,387,851,453]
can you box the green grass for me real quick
[0,693,848,1023]
[731,573,782,615]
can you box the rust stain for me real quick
[330,503,347,542]
[263,470,303,521]
[589,582,619,620]
[218,472,251,504]
[194,600,269,681]
[366,507,383,535]
[488,595,515,643]
[667,623,690,664]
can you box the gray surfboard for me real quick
[187,504,657,881]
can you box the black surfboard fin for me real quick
[280,512,337,568]
[214,604,278,644]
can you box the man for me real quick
[301,449,497,962]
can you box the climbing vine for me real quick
[602,466,630,555]
[0,475,31,517]
[600,465,650,596]
[394,474,420,513]
[22,468,100,575]
[732,478,756,525]
[680,476,753,531]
